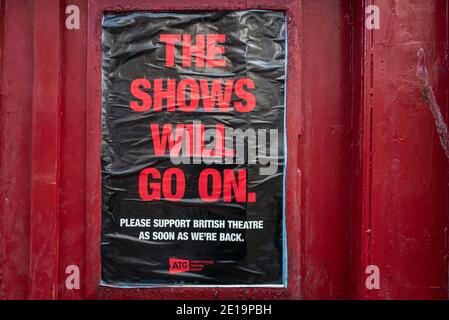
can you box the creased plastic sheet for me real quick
[101,10,287,287]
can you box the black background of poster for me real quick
[101,11,286,286]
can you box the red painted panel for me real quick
[348,0,368,299]
[349,0,449,300]
[28,0,62,300]
[365,0,449,299]
[58,0,88,300]
[0,0,34,300]
[299,0,353,299]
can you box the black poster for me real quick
[101,10,287,287]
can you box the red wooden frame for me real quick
[29,0,62,299]
[85,0,301,299]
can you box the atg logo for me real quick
[169,258,190,274]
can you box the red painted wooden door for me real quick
[1,0,448,300]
